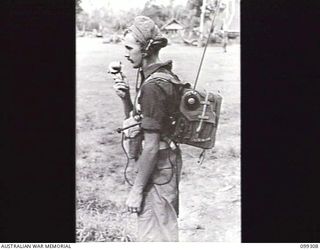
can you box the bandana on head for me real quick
[127,16,168,49]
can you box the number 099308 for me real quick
[300,244,319,248]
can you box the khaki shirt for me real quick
[134,60,180,137]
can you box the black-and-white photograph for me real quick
[76,0,240,242]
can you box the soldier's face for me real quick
[123,33,143,69]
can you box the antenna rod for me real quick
[194,0,221,90]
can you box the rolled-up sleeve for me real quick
[139,82,167,131]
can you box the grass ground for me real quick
[76,37,240,242]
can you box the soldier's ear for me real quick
[141,52,148,58]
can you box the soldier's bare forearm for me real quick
[131,132,160,192]
[122,95,133,119]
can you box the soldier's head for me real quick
[123,16,168,68]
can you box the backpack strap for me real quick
[145,71,191,89]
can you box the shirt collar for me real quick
[141,60,173,80]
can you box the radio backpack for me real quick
[145,72,222,150]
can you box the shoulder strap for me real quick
[145,71,191,88]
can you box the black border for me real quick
[1,0,320,243]
[1,0,76,242]
[241,0,320,242]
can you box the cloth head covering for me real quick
[126,16,168,50]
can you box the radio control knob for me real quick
[187,98,195,105]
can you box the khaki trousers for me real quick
[137,148,182,242]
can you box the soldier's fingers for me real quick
[115,89,124,94]
[116,90,125,98]
[114,81,129,87]
[114,89,128,95]
[114,86,127,91]
[113,81,128,87]
[114,83,129,89]
[114,78,124,83]
[113,84,128,91]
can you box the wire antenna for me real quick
[194,0,221,90]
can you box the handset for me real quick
[108,61,124,80]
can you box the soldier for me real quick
[112,16,183,241]
[222,29,228,53]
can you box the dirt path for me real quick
[76,38,240,242]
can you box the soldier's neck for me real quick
[141,54,160,72]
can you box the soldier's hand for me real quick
[126,187,143,214]
[112,76,130,99]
